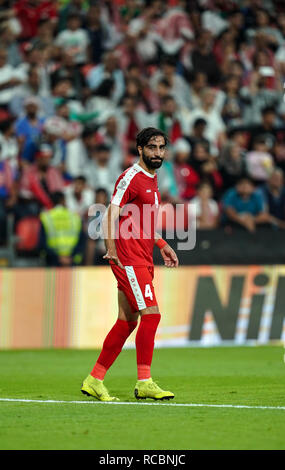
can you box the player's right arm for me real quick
[103,166,139,269]
[102,203,124,269]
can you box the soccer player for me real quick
[81,127,179,401]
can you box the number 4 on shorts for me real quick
[145,284,153,300]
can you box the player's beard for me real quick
[142,150,163,170]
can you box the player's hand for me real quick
[160,244,179,268]
[103,250,125,269]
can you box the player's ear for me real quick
[137,145,142,157]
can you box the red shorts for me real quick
[110,264,158,313]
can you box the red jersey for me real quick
[14,1,58,40]
[110,163,161,267]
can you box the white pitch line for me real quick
[0,398,285,411]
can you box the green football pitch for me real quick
[0,346,284,450]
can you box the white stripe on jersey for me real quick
[111,163,156,207]
[111,165,139,207]
[133,163,155,178]
[125,265,146,311]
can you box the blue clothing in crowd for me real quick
[222,187,265,220]
[259,185,285,221]
[15,116,46,162]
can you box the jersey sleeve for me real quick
[111,169,138,208]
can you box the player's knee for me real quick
[141,305,160,316]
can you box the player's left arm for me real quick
[155,233,179,268]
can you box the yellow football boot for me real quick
[81,375,119,402]
[134,378,174,401]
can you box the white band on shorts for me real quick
[125,265,146,311]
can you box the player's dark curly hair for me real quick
[136,127,169,150]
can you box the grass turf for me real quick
[0,346,284,450]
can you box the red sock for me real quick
[135,313,161,380]
[91,319,137,380]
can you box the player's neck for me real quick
[137,159,156,176]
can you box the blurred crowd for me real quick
[0,0,285,266]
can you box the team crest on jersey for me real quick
[118,180,127,190]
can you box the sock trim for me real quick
[91,362,107,381]
[137,364,151,381]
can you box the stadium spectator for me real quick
[219,140,247,191]
[122,76,152,113]
[0,117,19,172]
[247,7,284,49]
[0,22,22,68]
[20,43,53,98]
[41,116,69,173]
[173,137,199,200]
[157,147,180,204]
[116,31,145,74]
[190,140,223,199]
[52,109,87,179]
[83,143,118,197]
[119,0,142,26]
[184,117,210,152]
[79,127,96,161]
[127,0,165,64]
[18,144,65,217]
[39,190,85,267]
[272,140,285,174]
[275,12,285,76]
[185,87,226,152]
[9,65,55,118]
[276,11,285,40]
[93,2,122,51]
[55,13,90,66]
[0,159,16,243]
[248,105,285,151]
[58,0,87,33]
[241,56,284,124]
[226,9,246,49]
[50,50,87,101]
[222,176,268,233]
[64,175,95,219]
[84,186,109,265]
[147,77,171,112]
[220,74,245,127]
[117,95,148,163]
[228,59,246,86]
[150,55,189,109]
[245,136,274,184]
[51,77,83,113]
[201,3,229,38]
[259,168,285,229]
[153,0,193,58]
[95,114,124,174]
[31,16,55,49]
[213,28,239,78]
[85,78,117,126]
[187,71,208,110]
[85,186,109,266]
[13,0,58,41]
[14,96,45,163]
[86,3,121,65]
[151,95,183,144]
[188,181,220,229]
[0,47,25,109]
[87,51,125,105]
[185,29,221,85]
